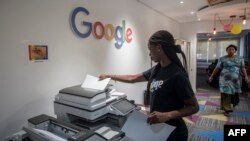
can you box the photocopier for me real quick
[5,84,137,141]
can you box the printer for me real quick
[5,83,136,141]
[54,85,136,124]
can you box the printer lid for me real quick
[59,85,106,98]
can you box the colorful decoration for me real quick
[230,24,242,34]
[223,24,232,32]
[212,14,244,35]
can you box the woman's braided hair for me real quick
[145,30,188,107]
[148,30,187,74]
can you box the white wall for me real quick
[180,19,250,91]
[0,0,180,138]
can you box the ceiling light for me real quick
[243,16,246,24]
[240,15,246,24]
[180,1,184,4]
[190,11,195,14]
[213,28,217,35]
[241,8,247,25]
[213,14,217,35]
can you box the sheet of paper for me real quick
[121,110,175,141]
[81,74,111,91]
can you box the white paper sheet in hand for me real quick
[121,110,175,141]
[81,74,111,91]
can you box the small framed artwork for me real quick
[29,45,48,61]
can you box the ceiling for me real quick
[137,0,250,23]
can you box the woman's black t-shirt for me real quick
[143,63,194,126]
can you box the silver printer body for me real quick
[54,85,132,123]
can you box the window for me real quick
[197,39,239,62]
[196,30,250,68]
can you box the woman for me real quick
[209,44,249,116]
[99,30,199,141]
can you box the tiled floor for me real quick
[185,87,250,141]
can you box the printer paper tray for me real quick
[54,102,109,121]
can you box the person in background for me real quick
[209,44,249,116]
[99,30,199,141]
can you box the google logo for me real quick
[71,7,133,49]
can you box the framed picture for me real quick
[29,45,48,61]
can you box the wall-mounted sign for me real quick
[71,7,133,49]
[29,45,48,61]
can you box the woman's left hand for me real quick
[147,111,171,124]
[245,76,250,84]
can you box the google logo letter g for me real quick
[71,7,133,49]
